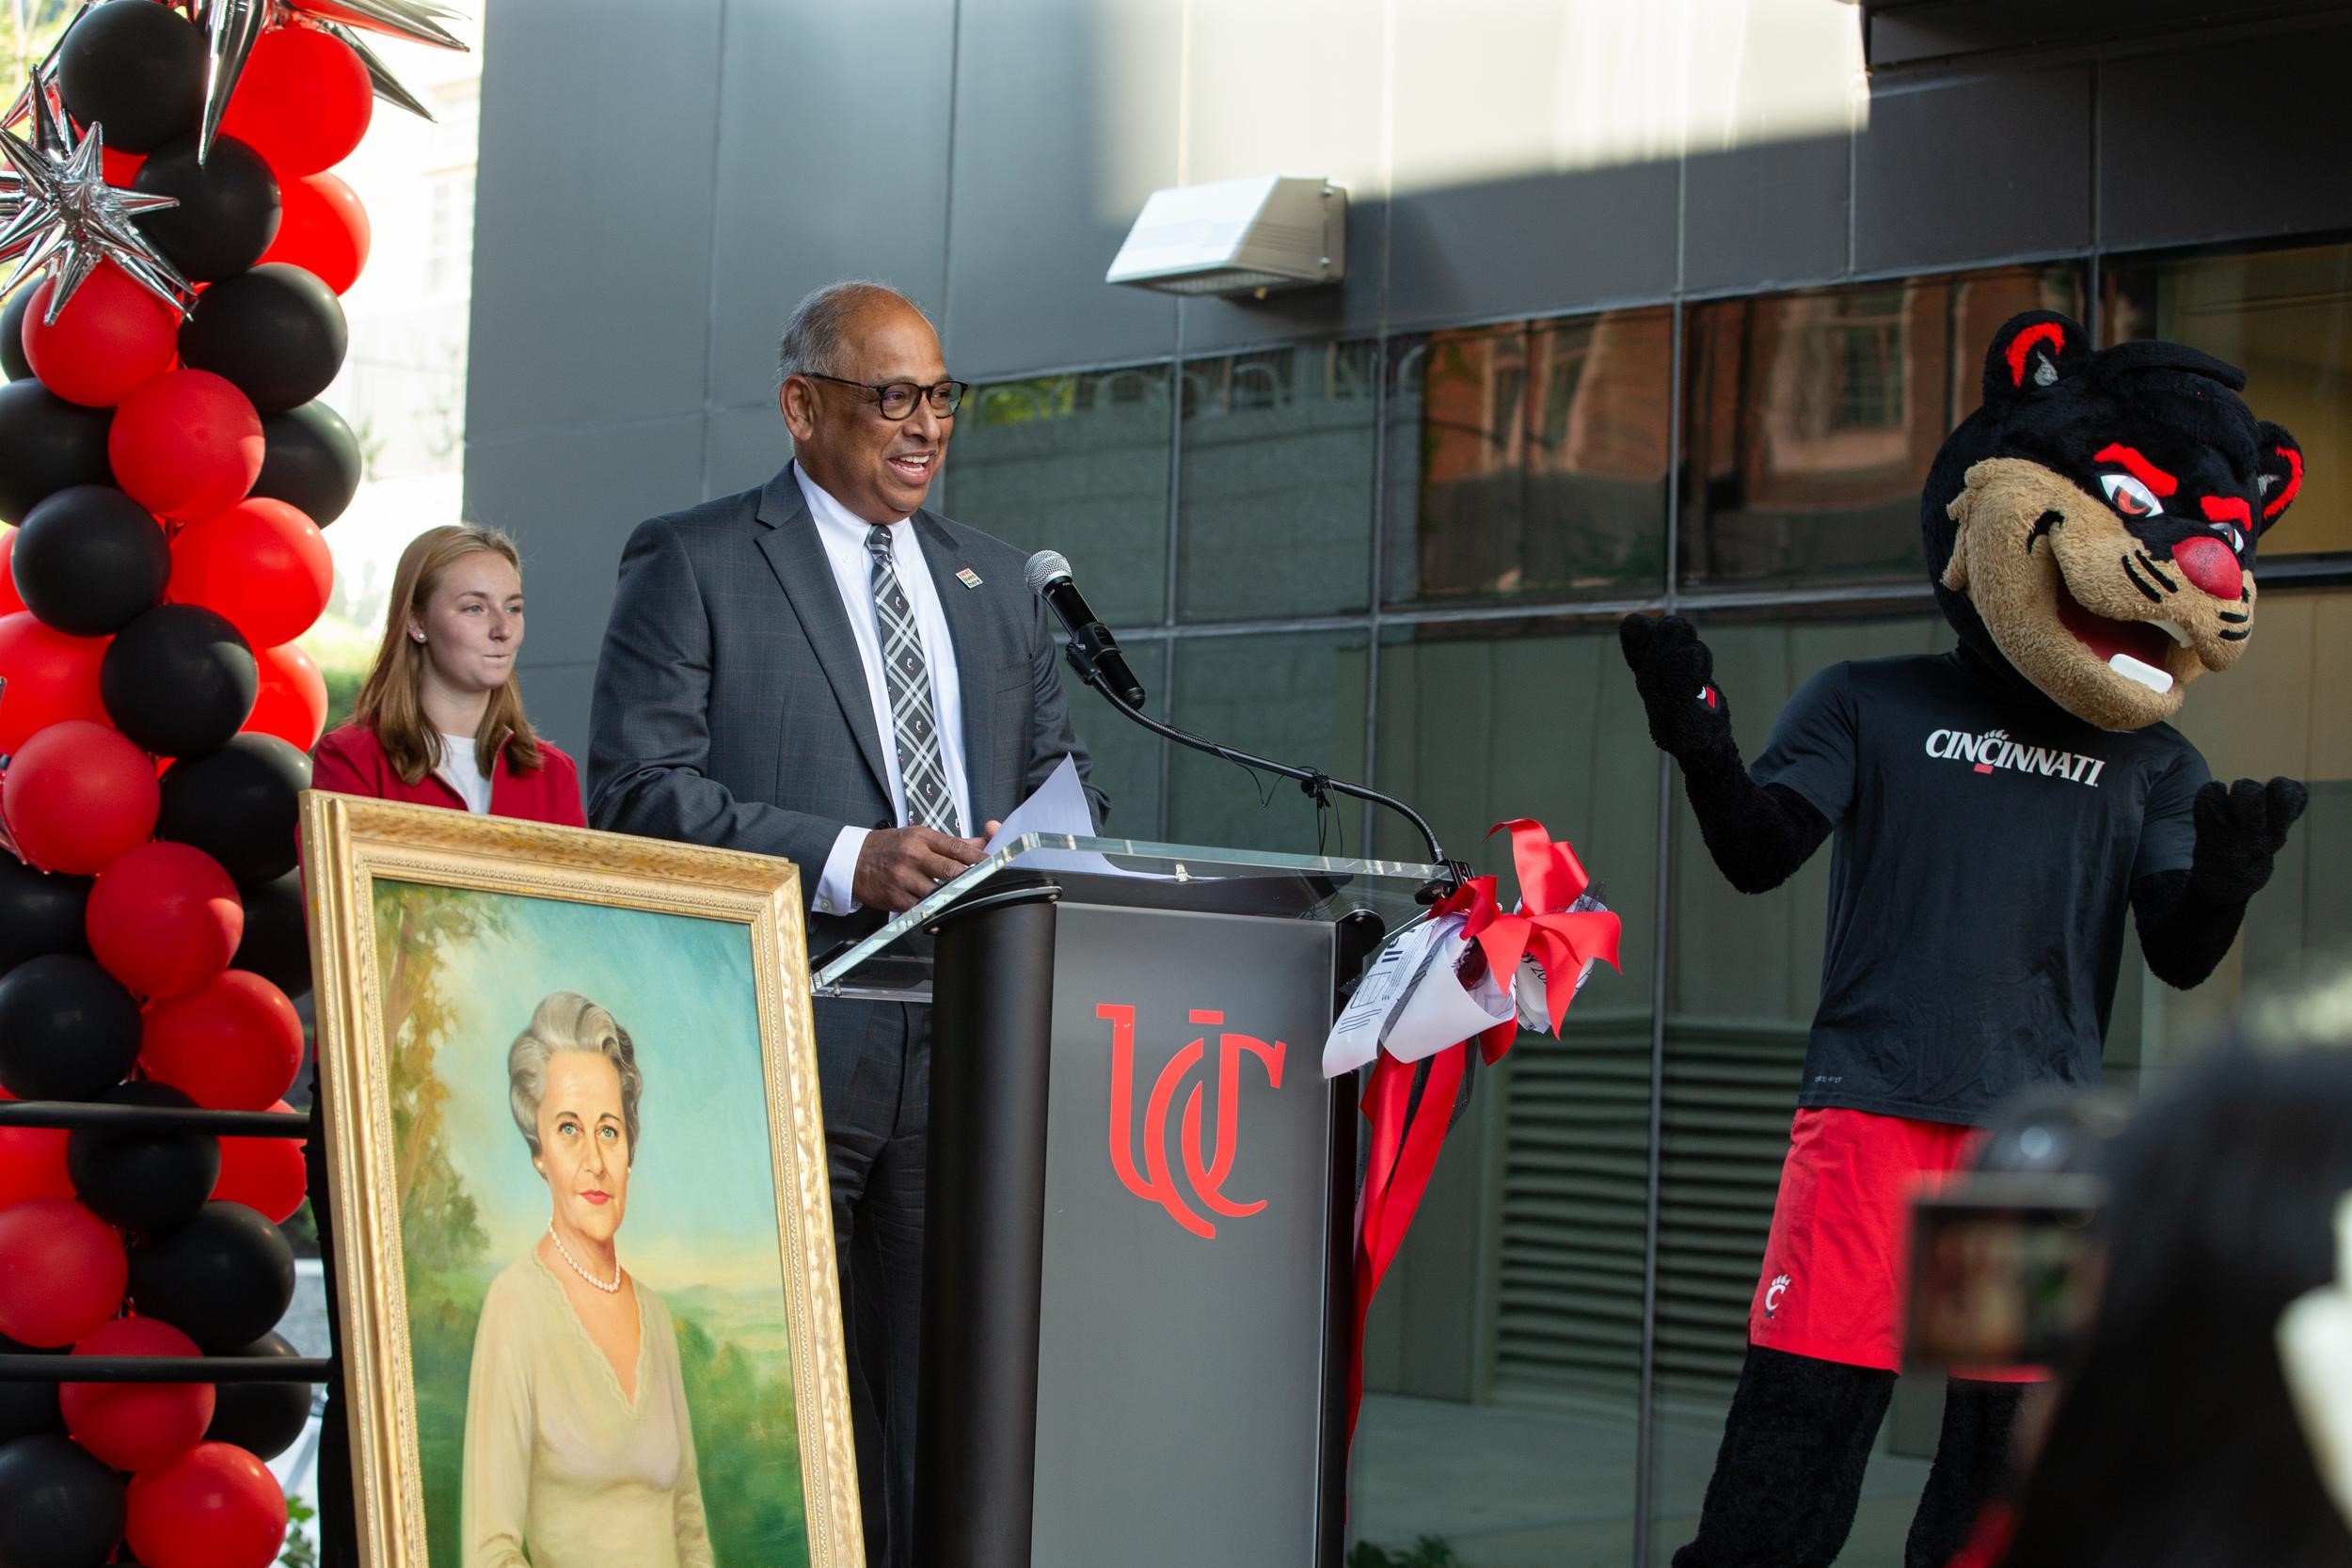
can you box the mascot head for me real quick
[1924,310,2303,731]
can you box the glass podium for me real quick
[816,835,1444,1568]
[815,832,1445,999]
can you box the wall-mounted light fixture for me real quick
[1105,175,1345,298]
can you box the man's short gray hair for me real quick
[508,990,644,1164]
[775,280,934,389]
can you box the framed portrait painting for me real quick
[300,794,863,1568]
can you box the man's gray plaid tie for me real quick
[866,525,959,832]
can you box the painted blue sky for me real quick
[402,886,796,1296]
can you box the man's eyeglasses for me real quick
[803,373,968,420]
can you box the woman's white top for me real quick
[437,732,493,815]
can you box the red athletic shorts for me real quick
[1749,1106,1997,1373]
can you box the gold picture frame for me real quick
[300,793,863,1568]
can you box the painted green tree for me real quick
[373,880,504,1275]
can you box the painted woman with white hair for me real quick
[460,991,713,1568]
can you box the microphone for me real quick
[1025,550,1147,708]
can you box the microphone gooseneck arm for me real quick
[1064,646,1467,899]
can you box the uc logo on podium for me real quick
[1095,1003,1287,1240]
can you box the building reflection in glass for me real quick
[1389,308,1674,607]
[1679,266,2084,588]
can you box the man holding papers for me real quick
[584,280,1103,1568]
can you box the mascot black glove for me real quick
[2186,776,2308,907]
[1617,611,1831,894]
[1620,613,1735,764]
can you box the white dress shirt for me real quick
[796,467,973,916]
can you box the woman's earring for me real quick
[411,631,426,643]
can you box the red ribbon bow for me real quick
[1348,821,1621,1446]
[1432,818,1624,1060]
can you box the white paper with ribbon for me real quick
[1321,914,1518,1078]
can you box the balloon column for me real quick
[0,4,465,1565]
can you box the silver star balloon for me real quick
[195,0,469,160]
[0,76,190,323]
[326,22,433,120]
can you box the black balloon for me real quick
[11,485,170,637]
[179,264,348,414]
[100,603,257,757]
[0,1334,62,1445]
[201,1332,311,1461]
[0,287,30,381]
[130,135,281,282]
[0,381,114,524]
[127,1201,296,1353]
[0,859,91,978]
[0,954,141,1101]
[230,868,310,996]
[0,1434,125,1568]
[254,401,362,526]
[56,0,206,154]
[156,734,310,888]
[67,1082,221,1237]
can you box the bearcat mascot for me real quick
[1620,310,2311,1568]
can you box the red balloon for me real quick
[138,971,302,1112]
[0,528,22,615]
[63,1315,215,1471]
[0,1085,74,1211]
[167,499,331,650]
[102,146,146,186]
[211,1100,305,1225]
[0,610,108,754]
[22,263,182,407]
[108,370,264,521]
[126,1440,286,1568]
[242,641,327,751]
[3,720,159,876]
[218,28,371,179]
[87,841,244,999]
[257,171,369,295]
[0,1196,127,1346]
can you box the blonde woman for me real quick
[310,523,583,824]
[461,992,713,1568]
[307,526,582,1566]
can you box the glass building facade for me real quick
[936,240,2352,1566]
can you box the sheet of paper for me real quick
[983,753,1096,851]
[1381,925,1516,1064]
[979,753,1149,877]
[1321,914,1517,1076]
[1323,918,1442,1079]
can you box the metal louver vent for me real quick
[1490,1015,1806,1405]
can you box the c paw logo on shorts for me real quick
[1764,1274,1791,1317]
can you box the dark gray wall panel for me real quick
[1852,68,2090,273]
[1684,134,1851,294]
[944,0,1182,377]
[2098,27,2352,250]
[462,414,707,669]
[704,401,792,502]
[1385,162,1680,329]
[465,0,725,442]
[703,0,957,410]
[516,659,596,758]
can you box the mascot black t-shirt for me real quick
[1753,651,2206,1124]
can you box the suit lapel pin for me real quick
[956,567,983,589]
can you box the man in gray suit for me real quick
[585,280,1103,1566]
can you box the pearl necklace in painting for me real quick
[547,1221,622,1293]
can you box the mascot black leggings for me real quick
[1673,1344,2021,1568]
